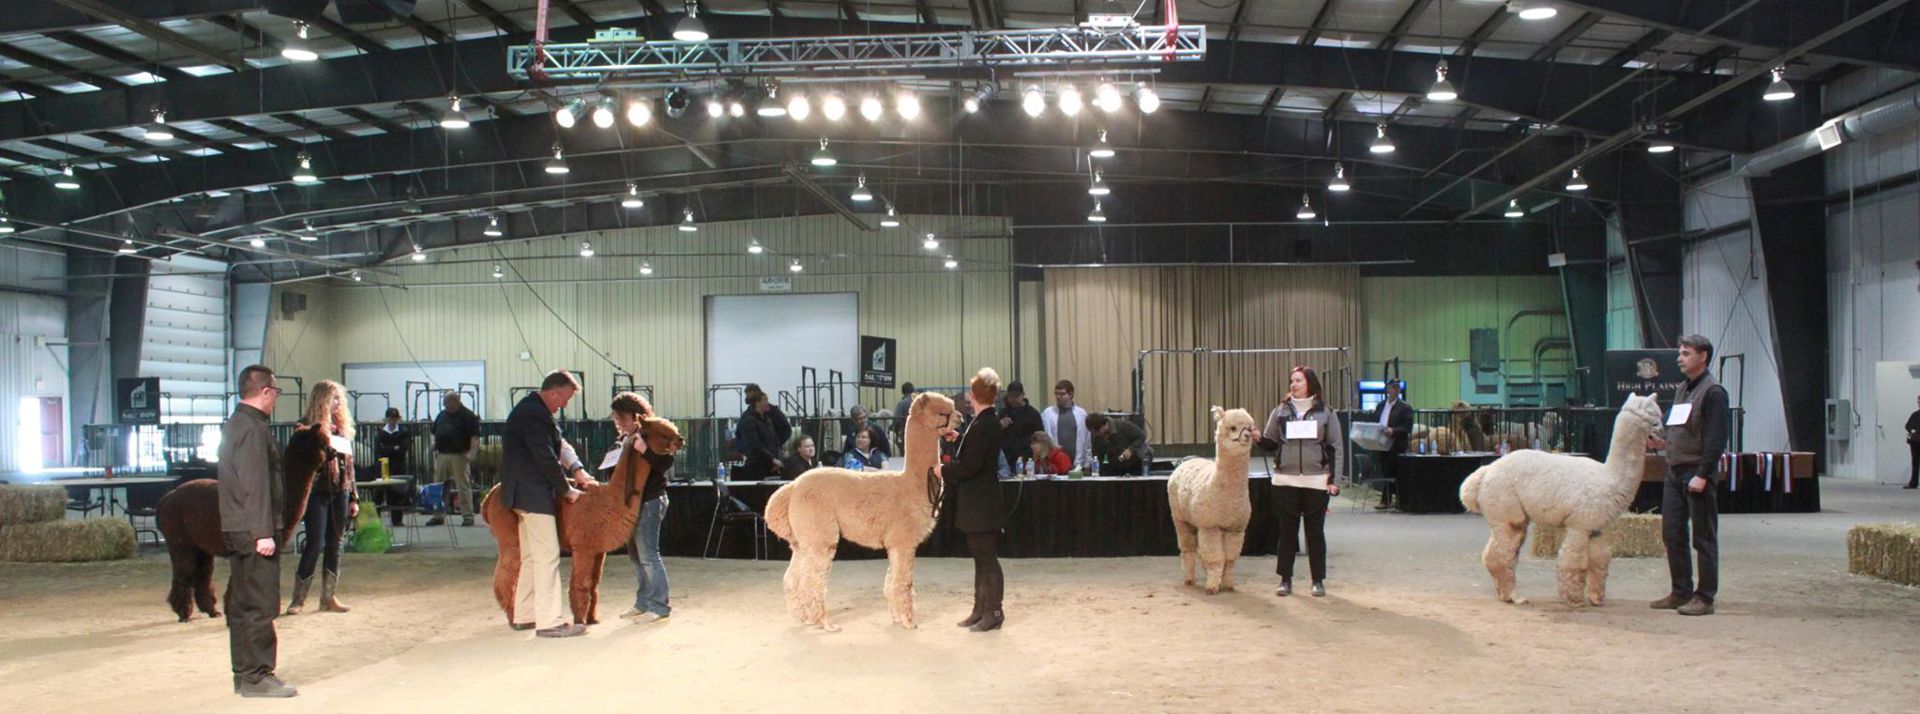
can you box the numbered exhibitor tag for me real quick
[1666,403,1694,426]
[598,448,621,471]
[328,435,352,455]
[1285,420,1318,440]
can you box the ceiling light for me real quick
[860,94,884,122]
[727,98,745,118]
[756,86,788,117]
[822,93,847,121]
[789,258,803,273]
[787,93,811,120]
[1135,84,1160,114]
[1089,129,1115,159]
[144,108,174,141]
[664,88,691,119]
[1427,61,1458,102]
[850,174,873,202]
[299,222,318,241]
[1763,66,1795,102]
[923,233,939,250]
[249,237,266,248]
[1646,140,1676,154]
[622,183,645,208]
[1329,163,1351,192]
[896,92,921,120]
[291,152,318,183]
[673,1,709,42]
[492,263,504,279]
[943,255,958,269]
[1566,168,1588,192]
[282,22,318,62]
[1369,123,1396,154]
[119,239,137,253]
[1088,171,1110,196]
[1088,201,1107,223]
[554,97,584,128]
[579,241,595,258]
[484,215,504,237]
[1022,86,1045,117]
[679,208,698,232]
[0,214,14,235]
[639,260,653,275]
[1058,85,1084,116]
[881,203,901,228]
[411,245,427,261]
[1509,1,1558,20]
[544,144,569,174]
[706,97,724,118]
[626,97,652,126]
[350,270,362,282]
[747,239,764,254]
[1296,194,1316,220]
[54,163,80,190]
[440,96,470,129]
[1504,199,1525,218]
[963,96,980,113]
[591,97,616,128]
[1094,81,1123,113]
[811,138,837,167]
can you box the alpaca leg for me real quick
[1556,528,1592,607]
[165,543,196,622]
[782,548,813,624]
[582,554,606,625]
[1483,523,1527,605]
[493,546,521,624]
[884,546,917,629]
[1220,530,1247,592]
[1173,519,1199,586]
[805,546,839,632]
[568,552,597,625]
[191,550,220,618]
[1197,528,1226,595]
[1586,531,1613,607]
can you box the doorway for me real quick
[1874,362,1920,484]
[15,396,64,472]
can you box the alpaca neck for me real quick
[1604,415,1651,498]
[1213,448,1251,485]
[902,422,940,477]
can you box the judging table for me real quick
[1391,453,1495,514]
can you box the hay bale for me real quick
[0,518,136,562]
[1531,514,1664,559]
[1848,523,1920,586]
[0,484,67,528]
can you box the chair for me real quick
[123,479,176,545]
[382,482,458,548]
[1351,451,1398,514]
[704,477,766,560]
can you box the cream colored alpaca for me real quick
[764,393,957,631]
[1168,406,1257,594]
[1459,394,1663,607]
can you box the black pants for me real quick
[222,531,280,683]
[966,531,1004,614]
[1661,464,1720,602]
[1907,441,1919,488]
[1273,485,1330,582]
[295,489,347,580]
[1378,450,1405,505]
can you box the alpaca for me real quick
[156,424,327,622]
[764,392,958,631]
[481,416,684,626]
[1459,394,1663,607]
[1167,406,1257,594]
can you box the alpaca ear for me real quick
[1210,405,1224,423]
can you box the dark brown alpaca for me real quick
[157,424,327,622]
[483,416,683,625]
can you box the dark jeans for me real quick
[966,532,1004,613]
[1273,485,1330,582]
[1377,449,1405,505]
[1908,441,1919,488]
[1661,464,1720,602]
[295,489,347,580]
[222,531,280,683]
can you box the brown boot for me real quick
[320,570,351,613]
[284,576,312,615]
[1649,593,1689,610]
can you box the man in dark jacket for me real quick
[1372,381,1415,510]
[735,391,784,480]
[500,370,590,637]
[1904,394,1919,490]
[430,393,481,526]
[1086,413,1151,476]
[1649,335,1730,617]
[997,381,1044,469]
[841,405,892,460]
[373,407,411,526]
[218,365,296,698]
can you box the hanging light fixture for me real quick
[0,213,14,235]
[579,241,595,258]
[1566,168,1589,191]
[881,203,901,228]
[1057,85,1084,116]
[1427,61,1458,102]
[1763,66,1795,101]
[1296,194,1316,220]
[1646,140,1676,154]
[591,96,617,128]
[747,239,764,254]
[1087,171,1110,196]
[350,270,362,282]
[850,174,873,202]
[943,254,959,269]
[249,236,266,248]
[554,97,585,128]
[859,93,884,122]
[822,93,847,121]
[544,144,569,174]
[810,138,837,167]
[119,238,137,253]
[440,96,470,129]
[922,233,939,251]
[963,95,980,114]
[1504,199,1525,218]
[789,258,803,273]
[1022,85,1046,117]
[756,84,788,118]
[1094,81,1123,113]
[144,108,174,141]
[622,183,645,208]
[639,260,654,276]
[1089,130,1115,159]
[1369,123,1396,154]
[492,264,504,279]
[291,152,318,183]
[484,215,504,237]
[787,92,811,120]
[299,222,319,241]
[673,0,709,42]
[895,91,921,120]
[1509,1,1559,21]
[626,97,652,126]
[1135,83,1160,114]
[411,244,427,261]
[679,208,698,232]
[1087,201,1107,223]
[282,21,319,61]
[1329,163,1351,192]
[53,163,81,190]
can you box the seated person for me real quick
[839,430,885,471]
[1029,432,1073,475]
[781,435,820,479]
[1086,413,1151,476]
[840,405,893,459]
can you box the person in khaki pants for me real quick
[500,370,591,637]
[430,392,481,526]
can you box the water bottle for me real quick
[716,461,729,483]
[1531,437,1542,452]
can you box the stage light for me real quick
[554,97,584,128]
[787,93,811,120]
[860,94,884,122]
[626,97,652,126]
[822,93,847,121]
[1057,85,1083,116]
[664,88,691,118]
[896,91,921,120]
[1094,81,1123,113]
[591,96,616,128]
[1022,86,1045,117]
[1135,84,1160,114]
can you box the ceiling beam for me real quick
[0,43,126,90]
[338,106,416,135]
[1377,0,1435,52]
[44,31,195,82]
[1563,0,1920,71]
[550,0,597,27]
[1301,0,1342,46]
[1602,28,1671,67]
[458,0,525,34]
[305,15,394,55]
[1688,44,1741,73]
[0,0,256,35]
[49,0,245,71]
[1453,5,1511,56]
[1528,12,1604,62]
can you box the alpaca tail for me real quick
[1459,467,1488,513]
[765,483,794,543]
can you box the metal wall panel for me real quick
[1360,276,1566,409]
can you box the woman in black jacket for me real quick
[734,391,783,480]
[937,367,1007,632]
[781,435,820,480]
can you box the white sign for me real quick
[329,435,353,454]
[1666,403,1694,426]
[759,276,793,293]
[1285,420,1318,440]
[598,447,622,471]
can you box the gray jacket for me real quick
[1261,401,1346,480]
[217,403,283,541]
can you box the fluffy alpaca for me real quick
[764,392,958,631]
[1459,394,1663,607]
[156,424,327,622]
[481,416,683,625]
[1167,406,1257,594]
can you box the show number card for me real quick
[1666,403,1694,426]
[598,448,622,471]
[1285,420,1318,440]
[329,435,352,455]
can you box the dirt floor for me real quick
[2,480,1918,713]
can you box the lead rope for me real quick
[925,466,943,521]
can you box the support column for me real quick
[1746,160,1829,455]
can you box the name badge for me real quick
[598,447,622,471]
[1285,420,1318,440]
[1666,403,1694,426]
[328,435,352,454]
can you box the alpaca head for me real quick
[638,416,685,456]
[908,392,960,441]
[1210,405,1257,457]
[1618,393,1663,434]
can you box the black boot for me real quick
[969,572,1004,632]
[968,609,1004,632]
[958,570,984,627]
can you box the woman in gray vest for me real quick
[1257,366,1345,598]
[1648,335,1729,617]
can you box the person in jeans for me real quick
[500,370,590,638]
[218,365,296,697]
[1648,334,1729,617]
[286,380,355,616]
[430,392,481,526]
[598,392,672,624]
[1257,366,1345,598]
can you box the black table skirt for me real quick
[662,478,1297,560]
[1393,455,1492,514]
[1629,477,1819,514]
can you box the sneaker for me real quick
[637,612,669,623]
[1310,581,1326,597]
[618,608,645,620]
[1677,596,1715,616]
[509,622,535,631]
[1649,593,1689,610]
[235,675,298,698]
[535,623,586,638]
[1275,579,1292,597]
[1373,502,1395,510]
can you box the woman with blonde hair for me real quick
[287,380,357,615]
[937,367,1008,632]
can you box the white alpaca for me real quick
[1168,406,1257,594]
[764,393,957,631]
[1459,394,1663,607]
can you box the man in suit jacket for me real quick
[500,370,591,637]
[1371,380,1415,509]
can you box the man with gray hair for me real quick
[500,369,591,637]
[1648,334,1730,617]
[841,405,892,460]
[430,391,481,526]
[219,365,296,697]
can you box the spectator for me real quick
[839,430,885,471]
[734,391,784,480]
[892,382,917,445]
[1085,413,1151,476]
[1904,394,1918,490]
[429,392,481,527]
[945,393,977,460]
[1041,380,1092,471]
[743,383,793,447]
[1371,380,1414,510]
[841,405,892,459]
[1028,432,1072,475]
[781,435,820,479]
[499,370,590,637]
[372,407,410,527]
[998,381,1044,468]
[217,364,296,698]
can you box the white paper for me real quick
[328,435,352,454]
[1666,403,1693,426]
[598,448,622,471]
[1285,420,1318,440]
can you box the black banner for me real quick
[860,335,896,389]
[1604,350,1683,407]
[116,377,161,425]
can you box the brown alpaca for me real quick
[157,424,327,622]
[482,416,684,626]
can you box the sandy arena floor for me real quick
[2,480,1918,713]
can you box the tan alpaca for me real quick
[1168,406,1257,594]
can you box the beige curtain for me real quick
[1043,266,1362,444]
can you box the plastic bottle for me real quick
[717,461,729,483]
